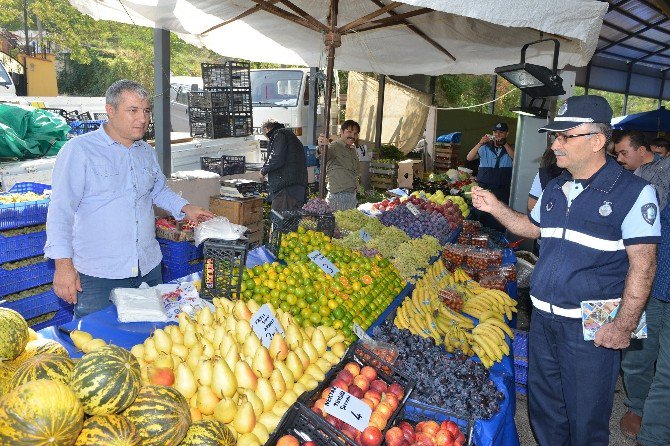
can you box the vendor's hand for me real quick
[182,204,215,224]
[53,259,81,304]
[594,321,631,349]
[471,186,498,213]
[479,134,493,145]
[318,134,330,146]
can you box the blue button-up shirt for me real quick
[45,127,188,279]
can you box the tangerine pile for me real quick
[240,229,404,342]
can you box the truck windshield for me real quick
[0,63,11,85]
[250,70,303,107]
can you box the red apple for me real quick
[415,432,435,446]
[312,398,326,416]
[360,366,377,382]
[304,442,318,446]
[361,426,383,446]
[435,429,455,446]
[387,382,405,400]
[364,390,381,406]
[385,427,405,446]
[344,362,361,377]
[331,379,349,391]
[441,421,460,437]
[374,402,393,421]
[382,393,399,411]
[148,367,175,386]
[337,369,354,386]
[341,423,358,439]
[369,379,388,393]
[353,375,370,392]
[455,432,466,446]
[322,387,334,399]
[418,420,439,436]
[348,385,365,399]
[325,414,342,429]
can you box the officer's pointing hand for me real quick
[471,186,497,213]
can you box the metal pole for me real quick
[374,74,385,150]
[623,63,633,115]
[584,63,592,95]
[658,70,666,109]
[307,67,318,145]
[153,28,171,176]
[23,0,30,55]
[489,74,497,114]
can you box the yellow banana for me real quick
[486,317,514,338]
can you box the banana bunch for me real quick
[461,289,518,321]
[452,267,472,283]
[471,313,514,368]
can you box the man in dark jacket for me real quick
[260,120,308,212]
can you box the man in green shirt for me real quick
[318,120,360,211]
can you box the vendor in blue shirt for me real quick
[45,80,214,318]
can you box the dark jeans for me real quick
[271,188,305,213]
[622,297,670,446]
[75,264,163,318]
[528,308,620,446]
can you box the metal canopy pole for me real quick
[584,63,592,95]
[375,74,386,149]
[658,69,667,109]
[622,63,633,115]
[307,67,318,145]
[154,28,171,176]
[489,74,497,114]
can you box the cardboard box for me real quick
[209,196,264,225]
[412,160,424,180]
[397,159,415,188]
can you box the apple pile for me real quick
[276,434,317,446]
[385,419,466,446]
[311,361,406,446]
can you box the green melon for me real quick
[123,385,191,446]
[180,419,236,446]
[0,308,29,361]
[74,414,142,446]
[0,379,84,445]
[11,353,74,389]
[0,361,16,396]
[11,337,69,366]
[70,345,142,415]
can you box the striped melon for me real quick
[181,420,236,446]
[0,362,16,396]
[74,414,142,446]
[70,345,141,415]
[0,308,29,361]
[11,353,74,389]
[11,337,69,366]
[122,385,191,446]
[0,379,84,445]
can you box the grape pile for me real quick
[379,205,455,245]
[302,198,333,214]
[372,322,504,419]
[334,209,372,232]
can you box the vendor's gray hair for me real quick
[106,80,150,108]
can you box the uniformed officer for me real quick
[471,95,661,446]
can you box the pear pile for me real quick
[130,298,348,446]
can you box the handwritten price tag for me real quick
[359,228,372,243]
[308,250,339,277]
[406,202,421,216]
[250,304,285,348]
[324,387,372,432]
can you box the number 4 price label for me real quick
[359,228,372,243]
[308,250,339,277]
[250,304,285,348]
[324,387,372,432]
[406,202,421,216]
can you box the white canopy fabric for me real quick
[68,0,607,76]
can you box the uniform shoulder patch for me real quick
[642,203,658,225]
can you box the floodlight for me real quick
[495,39,565,98]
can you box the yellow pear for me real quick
[294,347,310,370]
[285,351,304,379]
[190,407,203,422]
[269,369,287,399]
[212,325,227,348]
[232,400,256,434]
[269,333,288,361]
[246,299,260,314]
[217,297,235,313]
[315,358,331,373]
[172,343,188,361]
[304,326,315,338]
[215,307,227,324]
[298,376,319,391]
[280,389,298,407]
[130,344,145,360]
[311,328,327,356]
[323,351,339,364]
[213,396,237,424]
[196,385,220,415]
[233,299,252,321]
[302,340,319,364]
[278,312,294,329]
[285,324,303,350]
[70,329,93,351]
[331,342,347,358]
[235,360,258,391]
[242,390,264,418]
[256,378,277,412]
[317,326,336,341]
[169,326,184,345]
[224,344,240,369]
[153,353,174,370]
[274,361,295,390]
[183,324,199,348]
[252,346,274,379]
[202,338,217,359]
[194,358,213,387]
[186,344,204,370]
[177,311,192,331]
[196,306,214,326]
[271,400,289,417]
[258,412,282,432]
[242,334,262,359]
[190,394,198,409]
[304,364,325,382]
[237,433,261,446]
[327,334,345,347]
[292,382,307,397]
[251,422,269,444]
[152,328,173,354]
[224,314,237,334]
[235,319,253,344]
[142,338,158,363]
[211,358,237,398]
[219,333,235,357]
[173,362,197,399]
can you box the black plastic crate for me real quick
[202,238,249,300]
[298,341,415,438]
[200,155,246,177]
[188,91,232,110]
[396,400,474,446]
[265,403,354,446]
[267,210,336,257]
[189,120,209,138]
[202,61,251,89]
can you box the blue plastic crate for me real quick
[0,259,54,297]
[162,260,203,283]
[0,183,51,230]
[0,287,70,320]
[304,145,318,167]
[30,306,74,331]
[158,238,203,264]
[68,119,105,136]
[0,228,46,263]
[402,400,473,446]
[513,329,529,391]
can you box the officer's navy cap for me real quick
[492,122,508,132]
[538,95,613,133]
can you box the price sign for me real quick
[324,387,372,432]
[308,250,339,277]
[353,323,375,343]
[250,304,285,348]
[406,202,421,216]
[359,228,372,243]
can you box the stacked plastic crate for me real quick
[188,61,253,138]
[0,183,71,330]
[158,238,205,283]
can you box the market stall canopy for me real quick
[612,106,670,131]
[68,0,607,76]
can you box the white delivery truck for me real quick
[0,59,17,100]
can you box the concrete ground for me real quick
[512,291,637,446]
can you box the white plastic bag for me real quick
[194,216,247,245]
[110,284,169,322]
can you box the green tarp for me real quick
[0,103,70,160]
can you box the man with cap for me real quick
[471,95,660,446]
[466,122,514,229]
